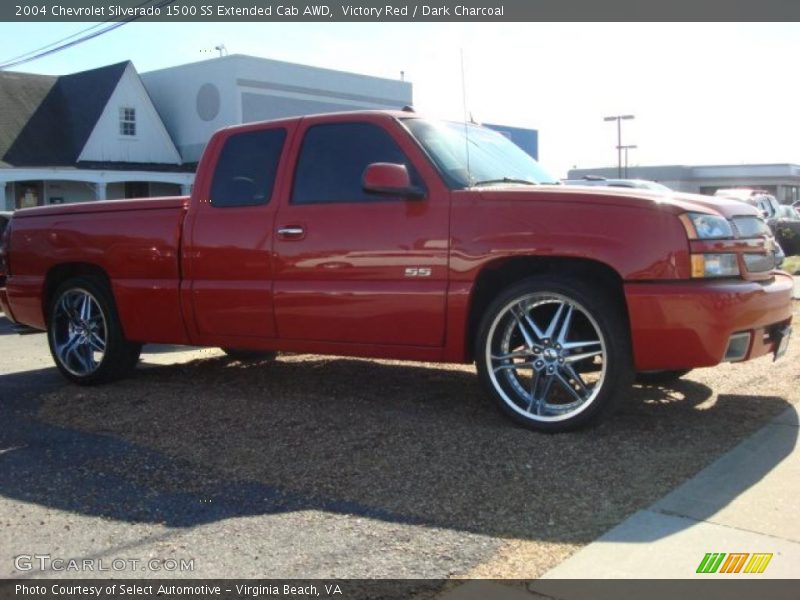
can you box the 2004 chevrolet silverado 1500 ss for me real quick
[0,111,794,431]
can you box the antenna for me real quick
[460,49,472,185]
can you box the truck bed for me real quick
[13,196,189,218]
[4,196,190,344]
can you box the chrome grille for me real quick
[732,216,770,238]
[743,253,775,273]
[732,216,776,273]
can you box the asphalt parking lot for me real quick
[1,302,798,582]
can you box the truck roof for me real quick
[218,109,416,134]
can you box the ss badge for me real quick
[405,267,432,277]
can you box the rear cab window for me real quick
[210,128,287,207]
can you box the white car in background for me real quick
[562,176,672,192]
[713,188,781,219]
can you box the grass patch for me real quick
[782,255,800,275]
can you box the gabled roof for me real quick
[0,71,57,167]
[1,62,129,167]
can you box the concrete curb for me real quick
[530,406,799,582]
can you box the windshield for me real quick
[403,118,557,187]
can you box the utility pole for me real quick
[617,144,638,178]
[604,115,635,177]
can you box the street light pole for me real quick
[604,115,635,178]
[617,144,637,178]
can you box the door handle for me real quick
[277,226,305,239]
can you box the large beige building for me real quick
[568,164,800,204]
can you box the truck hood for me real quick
[13,196,190,218]
[471,185,761,220]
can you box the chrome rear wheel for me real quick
[47,276,141,385]
[51,288,107,377]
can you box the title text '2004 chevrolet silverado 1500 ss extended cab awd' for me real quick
[0,111,794,432]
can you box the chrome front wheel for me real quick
[476,276,632,432]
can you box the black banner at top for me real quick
[3,0,800,22]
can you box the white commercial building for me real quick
[568,164,800,204]
[141,55,413,163]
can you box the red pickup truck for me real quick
[0,111,794,431]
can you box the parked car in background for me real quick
[712,189,797,256]
[562,176,672,192]
[769,205,800,256]
[714,189,781,219]
[792,200,800,218]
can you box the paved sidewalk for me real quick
[532,406,799,583]
[441,406,799,599]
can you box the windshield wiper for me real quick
[472,177,539,187]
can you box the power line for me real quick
[0,22,110,66]
[0,0,177,71]
[0,22,129,70]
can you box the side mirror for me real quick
[362,163,425,199]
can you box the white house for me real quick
[0,61,193,209]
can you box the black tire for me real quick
[221,348,278,361]
[635,369,692,385]
[47,276,141,385]
[475,275,633,433]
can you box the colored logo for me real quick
[696,552,773,574]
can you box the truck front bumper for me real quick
[625,272,795,371]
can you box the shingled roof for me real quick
[0,61,129,167]
[0,71,56,167]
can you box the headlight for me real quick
[691,254,740,278]
[680,212,733,239]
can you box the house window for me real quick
[119,107,136,136]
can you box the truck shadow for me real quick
[0,315,43,337]
[0,353,795,547]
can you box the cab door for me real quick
[184,123,292,341]
[272,115,450,347]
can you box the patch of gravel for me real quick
[38,303,800,577]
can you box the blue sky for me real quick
[1,21,798,178]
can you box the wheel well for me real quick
[43,263,111,322]
[465,256,628,360]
